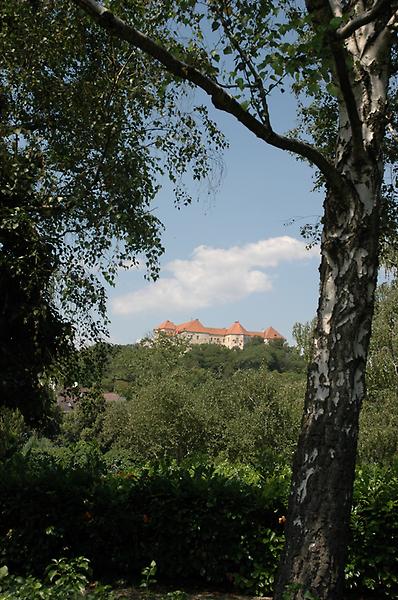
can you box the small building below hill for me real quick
[154,319,284,350]
[57,388,124,412]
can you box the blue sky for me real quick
[107,88,323,345]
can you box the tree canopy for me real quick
[0,0,225,421]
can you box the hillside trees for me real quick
[358,271,398,462]
[70,354,305,468]
[292,318,316,365]
[0,1,224,422]
[101,337,305,388]
[90,336,305,464]
[366,273,398,394]
[69,1,398,598]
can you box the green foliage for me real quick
[100,336,193,394]
[140,560,157,589]
[182,343,235,377]
[102,336,306,390]
[358,389,398,465]
[170,1,332,118]
[19,438,106,479]
[346,465,398,597]
[0,408,27,461]
[95,365,304,468]
[292,319,316,366]
[76,336,305,468]
[0,557,114,599]
[61,388,106,444]
[163,592,188,600]
[1,451,398,597]
[0,0,225,304]
[64,343,114,393]
[0,456,288,593]
[235,339,305,373]
[0,0,226,422]
[233,528,285,595]
[366,278,398,398]
[358,276,398,464]
[0,152,73,424]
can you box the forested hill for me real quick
[101,337,306,392]
[63,278,398,469]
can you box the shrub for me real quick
[0,408,27,460]
[97,367,303,470]
[0,454,288,593]
[1,452,398,597]
[0,557,113,599]
[358,390,398,465]
[346,464,398,597]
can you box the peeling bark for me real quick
[274,177,381,600]
[274,7,391,597]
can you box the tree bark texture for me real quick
[274,180,381,600]
[274,6,392,598]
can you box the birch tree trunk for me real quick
[274,180,381,600]
[274,7,392,598]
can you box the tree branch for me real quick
[328,0,343,18]
[329,41,366,159]
[336,0,394,39]
[305,1,366,161]
[71,0,345,193]
[211,2,270,124]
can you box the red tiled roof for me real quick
[175,319,208,334]
[156,319,284,339]
[154,319,176,331]
[206,327,227,336]
[103,392,124,402]
[225,321,249,335]
[246,330,266,338]
[263,326,284,339]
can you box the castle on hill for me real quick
[154,318,284,350]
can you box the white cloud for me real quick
[112,236,318,316]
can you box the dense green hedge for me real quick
[0,446,288,594]
[347,465,398,596]
[1,445,398,597]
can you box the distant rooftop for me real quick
[154,319,284,340]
